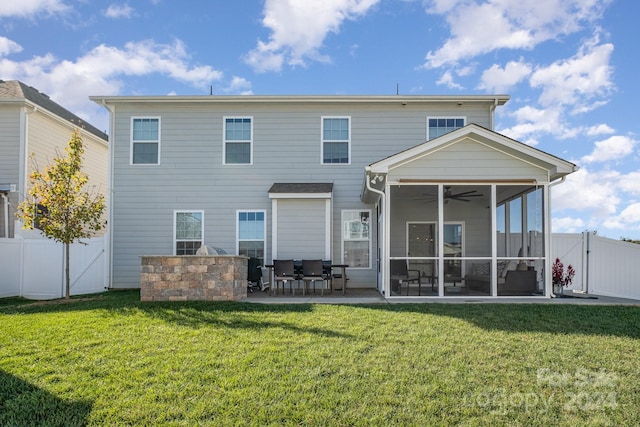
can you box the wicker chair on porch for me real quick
[273,259,297,296]
[390,259,422,296]
[301,259,330,296]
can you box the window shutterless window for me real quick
[237,210,266,260]
[174,210,203,255]
[224,117,252,164]
[322,116,350,164]
[342,210,371,268]
[427,117,465,140]
[131,117,160,164]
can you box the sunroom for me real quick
[362,124,577,298]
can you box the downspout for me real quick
[490,97,498,130]
[100,99,115,290]
[365,167,386,294]
[1,193,8,238]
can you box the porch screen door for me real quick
[407,223,436,280]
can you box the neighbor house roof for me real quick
[0,80,107,141]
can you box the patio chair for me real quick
[259,266,271,291]
[301,259,330,296]
[273,259,297,296]
[390,259,422,296]
[247,257,262,293]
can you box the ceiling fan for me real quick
[443,186,483,202]
[416,186,484,203]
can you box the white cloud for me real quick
[553,169,640,236]
[530,37,614,111]
[581,135,637,164]
[224,76,253,95]
[618,203,640,224]
[478,60,532,93]
[244,0,380,73]
[551,168,620,216]
[0,37,23,56]
[552,216,586,233]
[103,4,134,19]
[499,105,579,142]
[586,123,615,136]
[436,70,462,89]
[0,0,69,17]
[423,0,608,68]
[0,39,224,130]
[617,171,640,197]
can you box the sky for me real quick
[1,0,639,239]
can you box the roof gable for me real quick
[368,123,576,181]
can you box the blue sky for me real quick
[1,0,639,239]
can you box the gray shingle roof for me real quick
[0,80,107,141]
[268,183,334,193]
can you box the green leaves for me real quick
[18,129,106,243]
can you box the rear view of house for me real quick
[92,94,576,298]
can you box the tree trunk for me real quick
[65,242,70,299]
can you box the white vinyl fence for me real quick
[0,235,107,300]
[552,232,640,300]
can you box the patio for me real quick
[244,287,640,306]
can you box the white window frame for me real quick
[426,116,466,140]
[223,116,253,165]
[173,210,204,255]
[341,209,372,269]
[236,209,267,259]
[321,116,351,165]
[130,117,161,165]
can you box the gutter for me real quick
[97,99,115,290]
[364,167,386,295]
[364,167,385,201]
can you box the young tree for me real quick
[16,130,106,299]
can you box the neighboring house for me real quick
[0,80,109,299]
[91,94,577,298]
[0,80,109,238]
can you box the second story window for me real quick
[427,117,465,140]
[131,117,160,165]
[322,116,350,164]
[224,117,252,164]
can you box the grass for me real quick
[1,291,639,426]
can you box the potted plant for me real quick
[552,257,575,295]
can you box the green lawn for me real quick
[1,291,638,426]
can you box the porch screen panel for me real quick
[276,200,327,260]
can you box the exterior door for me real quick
[407,222,436,280]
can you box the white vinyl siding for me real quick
[275,199,327,259]
[224,117,252,164]
[322,116,350,164]
[174,210,203,255]
[342,210,371,268]
[131,117,160,165]
[237,210,266,260]
[106,100,497,288]
[427,117,465,140]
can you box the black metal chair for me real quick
[301,259,329,296]
[390,259,422,295]
[273,259,297,296]
[247,257,262,293]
